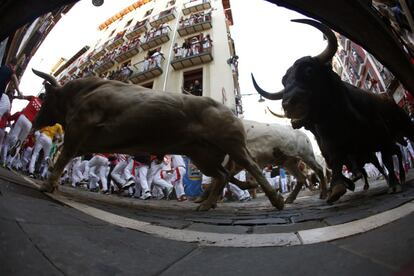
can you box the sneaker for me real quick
[140,191,152,200]
[101,189,109,195]
[29,173,35,178]
[121,178,135,190]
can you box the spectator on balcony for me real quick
[181,41,190,58]
[192,80,202,96]
[151,51,164,68]
[191,36,201,56]
[201,34,212,51]
[119,63,133,82]
[173,43,182,59]
[161,23,169,34]
[142,56,150,72]
[155,26,162,37]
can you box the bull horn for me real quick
[251,73,284,100]
[266,106,286,118]
[291,19,338,64]
[32,69,60,87]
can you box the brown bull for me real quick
[32,69,284,211]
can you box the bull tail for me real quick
[32,69,60,87]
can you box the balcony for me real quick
[150,7,177,27]
[90,46,107,62]
[171,47,213,70]
[140,27,171,51]
[106,35,125,52]
[182,0,211,15]
[126,20,148,39]
[94,59,115,74]
[114,42,140,63]
[129,56,165,84]
[177,13,212,37]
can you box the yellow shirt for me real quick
[41,123,64,139]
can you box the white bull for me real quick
[242,120,327,203]
[31,70,284,211]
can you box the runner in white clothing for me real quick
[170,154,187,201]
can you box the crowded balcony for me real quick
[129,54,165,84]
[106,31,126,52]
[171,35,213,70]
[126,19,148,39]
[140,26,171,51]
[177,11,211,37]
[90,45,107,62]
[94,59,115,75]
[182,0,211,16]
[149,7,177,28]
[114,38,140,64]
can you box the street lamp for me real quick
[258,95,265,103]
[92,0,104,7]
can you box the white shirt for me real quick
[0,93,10,117]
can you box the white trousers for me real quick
[111,159,133,186]
[133,165,150,196]
[280,177,288,193]
[4,115,32,165]
[29,133,52,174]
[88,156,109,191]
[171,166,186,198]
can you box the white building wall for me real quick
[63,0,236,111]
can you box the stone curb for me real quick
[3,170,414,247]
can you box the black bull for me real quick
[252,19,414,203]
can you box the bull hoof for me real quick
[363,184,369,191]
[326,183,346,204]
[285,197,294,204]
[193,196,205,203]
[319,190,328,200]
[388,185,403,194]
[395,184,403,193]
[39,183,55,193]
[270,192,284,210]
[196,202,216,211]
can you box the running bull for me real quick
[31,70,284,211]
[252,19,414,203]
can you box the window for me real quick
[125,19,133,28]
[144,9,153,18]
[183,68,203,96]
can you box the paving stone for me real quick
[186,223,250,234]
[187,218,234,225]
[233,217,287,225]
[153,220,192,229]
[252,220,328,234]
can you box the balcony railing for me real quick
[177,12,212,37]
[126,20,148,39]
[182,0,211,15]
[129,55,165,84]
[150,7,177,27]
[140,26,171,51]
[90,46,107,62]
[114,41,140,63]
[106,35,125,52]
[94,59,115,74]
[171,46,213,70]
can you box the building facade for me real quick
[56,0,241,114]
[332,33,409,105]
